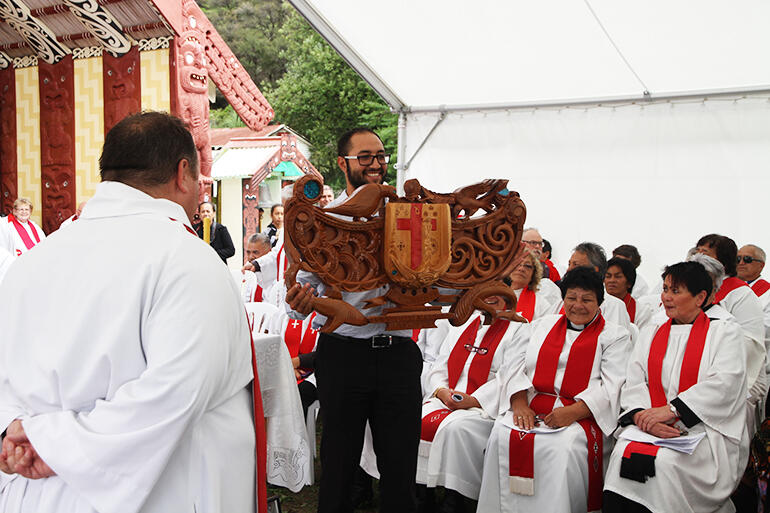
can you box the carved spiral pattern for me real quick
[63,0,131,57]
[138,37,171,51]
[0,0,69,64]
[0,52,9,70]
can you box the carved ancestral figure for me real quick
[284,176,527,332]
[103,48,140,132]
[41,166,74,233]
[0,71,17,214]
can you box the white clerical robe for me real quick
[538,278,562,306]
[0,218,13,252]
[631,273,650,299]
[418,317,530,499]
[477,314,630,513]
[604,318,748,513]
[718,286,766,396]
[0,246,13,284]
[0,181,256,513]
[256,243,288,307]
[418,318,452,396]
[7,217,45,256]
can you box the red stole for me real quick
[253,285,263,302]
[508,314,605,511]
[621,311,710,480]
[421,317,510,442]
[9,214,40,253]
[276,243,287,281]
[751,279,770,297]
[517,287,537,322]
[246,314,268,513]
[622,294,636,323]
[545,259,561,281]
[283,313,318,383]
[713,276,748,304]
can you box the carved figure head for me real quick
[39,67,70,111]
[42,166,74,231]
[105,56,138,100]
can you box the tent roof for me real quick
[289,0,770,111]
[211,146,279,180]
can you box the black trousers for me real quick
[298,379,318,419]
[314,333,423,513]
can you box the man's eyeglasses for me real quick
[343,154,390,166]
[523,240,544,248]
[737,255,764,264]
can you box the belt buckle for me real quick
[371,335,392,349]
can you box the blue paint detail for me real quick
[304,181,321,199]
[392,270,397,275]
[499,188,510,196]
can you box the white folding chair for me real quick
[244,301,279,335]
[305,399,321,485]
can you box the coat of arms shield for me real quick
[384,202,451,288]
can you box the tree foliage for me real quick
[204,2,398,191]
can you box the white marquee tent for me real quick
[289,0,770,285]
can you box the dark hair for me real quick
[199,201,215,213]
[337,127,382,157]
[271,204,283,215]
[612,244,641,268]
[559,266,604,305]
[661,261,713,308]
[100,111,198,187]
[606,257,637,293]
[573,242,608,276]
[696,234,738,277]
[542,239,552,256]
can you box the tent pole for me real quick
[396,112,407,195]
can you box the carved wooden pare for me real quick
[284,176,527,332]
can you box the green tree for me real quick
[264,10,398,191]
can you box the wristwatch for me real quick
[669,403,678,417]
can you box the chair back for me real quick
[245,301,279,334]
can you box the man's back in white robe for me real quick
[0,182,255,513]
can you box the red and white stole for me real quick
[9,214,40,254]
[276,243,288,281]
[620,311,710,481]
[508,314,605,512]
[517,287,537,322]
[252,285,263,302]
[622,294,636,323]
[751,279,770,297]
[420,317,510,442]
[713,276,749,305]
[283,313,318,383]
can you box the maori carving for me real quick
[284,176,528,332]
[0,0,69,64]
[242,178,260,263]
[61,0,131,57]
[0,67,17,214]
[137,37,171,51]
[72,46,103,59]
[12,55,37,69]
[171,0,213,199]
[253,133,322,187]
[38,57,75,233]
[103,45,141,133]
[0,51,10,70]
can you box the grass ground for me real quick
[266,418,380,513]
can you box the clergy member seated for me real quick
[605,256,653,331]
[418,296,530,512]
[549,242,633,336]
[195,201,235,263]
[738,244,769,297]
[542,239,561,282]
[603,261,748,513]
[612,244,650,299]
[267,310,320,418]
[477,267,631,513]
[521,227,562,305]
[235,233,272,303]
[7,198,45,256]
[510,249,553,322]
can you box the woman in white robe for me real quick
[510,249,553,322]
[605,256,654,331]
[603,261,748,513]
[417,308,530,504]
[7,199,45,256]
[478,267,631,513]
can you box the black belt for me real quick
[325,332,413,349]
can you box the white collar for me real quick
[82,181,192,229]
